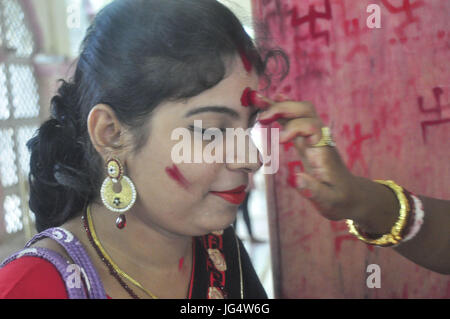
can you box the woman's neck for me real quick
[87,201,192,273]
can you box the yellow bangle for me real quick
[346,180,410,247]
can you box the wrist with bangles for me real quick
[346,180,425,247]
[310,126,425,248]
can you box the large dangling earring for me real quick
[100,157,137,229]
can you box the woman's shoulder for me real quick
[0,255,68,299]
[0,222,84,299]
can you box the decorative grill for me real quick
[3,0,34,58]
[0,0,40,237]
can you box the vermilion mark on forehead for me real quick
[239,50,252,73]
[241,87,252,107]
[165,164,190,189]
[241,87,271,109]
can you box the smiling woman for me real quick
[0,0,288,299]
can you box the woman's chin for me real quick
[197,210,238,234]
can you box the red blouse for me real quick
[0,256,111,299]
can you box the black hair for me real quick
[27,0,289,232]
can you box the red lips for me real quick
[210,185,247,205]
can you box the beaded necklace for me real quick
[82,204,195,299]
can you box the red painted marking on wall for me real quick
[165,164,190,190]
[290,0,332,46]
[421,119,450,143]
[331,221,374,256]
[344,18,360,37]
[343,17,370,39]
[282,85,292,94]
[283,141,295,152]
[261,1,290,38]
[418,87,450,143]
[381,0,424,17]
[334,234,359,256]
[287,160,304,188]
[418,87,444,116]
[319,113,329,125]
[437,30,445,39]
[179,257,184,271]
[342,123,373,175]
[330,221,348,233]
[269,85,278,94]
[381,0,425,39]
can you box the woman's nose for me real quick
[225,135,262,173]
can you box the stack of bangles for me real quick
[346,180,425,247]
[310,127,424,247]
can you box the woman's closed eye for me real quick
[188,125,226,138]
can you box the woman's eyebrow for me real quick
[184,106,240,119]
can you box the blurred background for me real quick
[0,0,274,298]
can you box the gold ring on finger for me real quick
[312,126,336,147]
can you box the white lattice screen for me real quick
[0,0,40,239]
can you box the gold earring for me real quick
[100,157,137,229]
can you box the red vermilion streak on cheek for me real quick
[178,257,184,271]
[165,164,190,189]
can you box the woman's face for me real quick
[126,56,262,236]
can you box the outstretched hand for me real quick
[256,94,362,221]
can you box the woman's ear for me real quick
[87,104,127,158]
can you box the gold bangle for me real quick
[345,180,410,247]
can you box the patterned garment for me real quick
[0,226,267,299]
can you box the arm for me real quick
[349,176,450,274]
[256,97,450,275]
